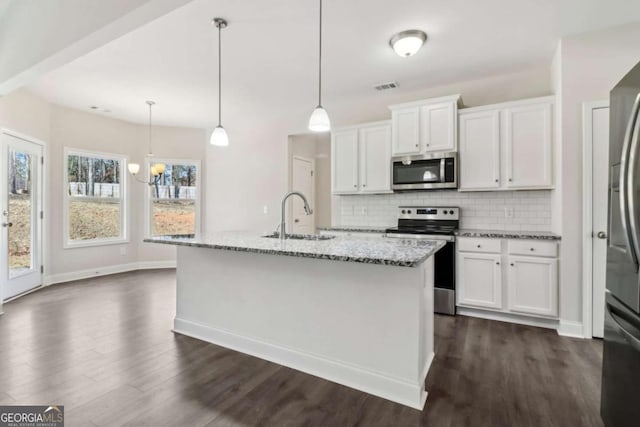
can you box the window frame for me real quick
[144,158,201,239]
[63,147,129,248]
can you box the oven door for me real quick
[392,154,457,190]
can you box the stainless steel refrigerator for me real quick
[601,61,640,426]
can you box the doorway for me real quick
[582,100,610,338]
[1,130,44,301]
[290,156,315,234]
[287,133,331,233]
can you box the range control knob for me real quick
[407,210,412,214]
[401,210,406,214]
[443,210,448,215]
[449,210,455,215]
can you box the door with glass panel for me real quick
[0,131,43,300]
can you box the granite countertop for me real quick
[145,231,445,267]
[317,225,389,233]
[454,229,561,241]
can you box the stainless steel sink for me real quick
[262,232,335,241]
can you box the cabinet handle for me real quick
[530,248,535,251]
[495,179,499,183]
[353,184,357,188]
[426,144,430,147]
[477,245,481,248]
[496,262,500,265]
[363,184,366,187]
[415,144,419,148]
[510,263,514,266]
[509,178,513,182]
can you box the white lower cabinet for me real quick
[507,256,558,317]
[457,252,502,309]
[456,237,559,321]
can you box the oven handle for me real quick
[384,233,455,242]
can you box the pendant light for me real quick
[210,18,229,146]
[308,0,330,132]
[128,101,166,185]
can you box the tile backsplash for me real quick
[336,190,552,231]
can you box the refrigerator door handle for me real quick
[619,93,640,270]
[628,108,640,271]
[609,304,640,353]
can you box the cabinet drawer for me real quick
[457,237,501,253]
[508,240,557,257]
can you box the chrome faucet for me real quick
[280,191,313,240]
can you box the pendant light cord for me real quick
[218,22,222,126]
[318,0,322,107]
[148,102,153,156]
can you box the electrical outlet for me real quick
[504,207,514,218]
[263,205,268,214]
[120,247,127,256]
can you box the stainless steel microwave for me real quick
[392,152,458,191]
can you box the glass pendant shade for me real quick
[210,125,229,146]
[153,163,166,175]
[308,106,331,132]
[128,163,140,175]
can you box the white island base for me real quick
[173,245,435,409]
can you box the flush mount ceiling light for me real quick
[308,0,330,132]
[128,101,166,185]
[210,17,229,147]
[389,29,427,57]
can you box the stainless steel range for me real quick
[385,206,459,315]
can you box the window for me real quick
[64,148,127,247]
[146,159,200,237]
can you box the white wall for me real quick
[557,21,640,325]
[0,89,207,281]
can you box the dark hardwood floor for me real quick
[0,269,603,426]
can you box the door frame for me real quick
[1,128,47,302]
[289,155,315,233]
[581,100,610,339]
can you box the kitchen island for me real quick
[145,232,444,409]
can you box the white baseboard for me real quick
[557,320,585,338]
[457,306,560,330]
[173,317,428,410]
[44,260,176,286]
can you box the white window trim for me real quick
[144,158,201,239]
[63,147,129,249]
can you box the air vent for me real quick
[373,81,399,91]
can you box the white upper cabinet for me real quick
[421,102,456,153]
[458,96,554,191]
[458,110,501,190]
[391,107,420,155]
[331,121,392,195]
[390,95,461,156]
[504,102,553,189]
[359,124,392,193]
[331,129,358,193]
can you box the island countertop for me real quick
[145,231,445,267]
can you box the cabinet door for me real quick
[391,107,420,156]
[504,102,553,189]
[359,123,391,193]
[457,252,502,309]
[507,256,558,317]
[331,129,358,194]
[458,110,500,190]
[421,102,456,152]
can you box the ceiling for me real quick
[27,0,640,131]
